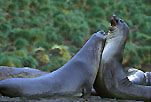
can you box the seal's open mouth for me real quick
[109,15,118,32]
[109,20,116,32]
[110,19,117,27]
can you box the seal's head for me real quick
[108,14,129,39]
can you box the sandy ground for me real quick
[0,94,144,102]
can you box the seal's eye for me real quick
[120,19,123,23]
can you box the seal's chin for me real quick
[108,26,116,32]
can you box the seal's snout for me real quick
[109,14,120,32]
[95,30,106,39]
[99,30,106,35]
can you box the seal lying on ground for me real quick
[125,67,151,86]
[94,15,151,101]
[0,31,106,98]
[0,66,48,81]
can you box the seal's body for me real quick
[94,15,151,101]
[125,67,151,86]
[125,68,146,85]
[0,31,106,98]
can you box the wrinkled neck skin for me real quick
[106,28,128,62]
[102,28,129,79]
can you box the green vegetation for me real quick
[0,0,150,71]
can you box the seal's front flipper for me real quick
[81,83,92,98]
[82,88,91,98]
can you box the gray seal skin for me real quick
[94,15,151,101]
[0,31,106,98]
[125,67,146,85]
[125,67,151,86]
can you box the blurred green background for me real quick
[0,0,150,72]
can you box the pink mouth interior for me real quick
[110,19,116,26]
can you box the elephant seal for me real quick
[0,66,48,81]
[94,15,151,101]
[0,31,106,98]
[125,67,151,86]
[125,67,146,85]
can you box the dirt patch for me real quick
[0,94,144,102]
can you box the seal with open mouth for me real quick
[94,15,151,101]
[0,31,106,98]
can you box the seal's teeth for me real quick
[110,19,116,27]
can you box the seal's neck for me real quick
[107,29,127,44]
[70,35,103,67]
[76,36,102,61]
[104,30,128,63]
